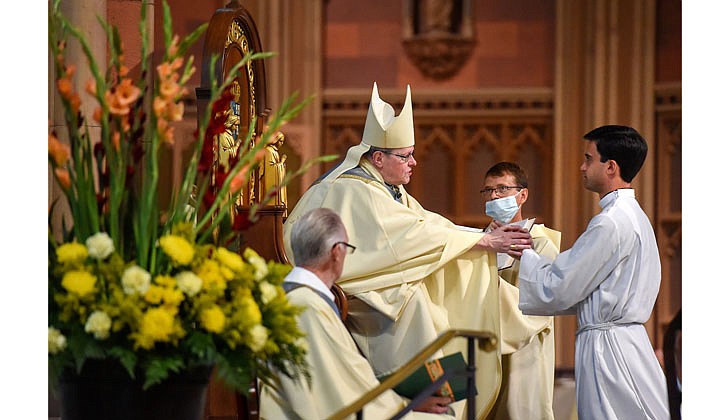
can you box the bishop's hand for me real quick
[475,224,533,257]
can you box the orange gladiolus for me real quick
[157,119,174,145]
[159,79,180,100]
[115,79,141,107]
[48,133,71,166]
[55,168,71,189]
[57,78,73,98]
[85,79,97,96]
[153,97,167,117]
[93,107,103,123]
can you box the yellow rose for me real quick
[56,242,88,264]
[61,270,96,297]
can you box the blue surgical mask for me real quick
[485,192,520,223]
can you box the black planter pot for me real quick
[58,359,213,420]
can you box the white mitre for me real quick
[321,82,415,183]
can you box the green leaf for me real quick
[143,355,185,390]
[108,346,138,378]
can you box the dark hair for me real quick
[484,162,528,188]
[583,125,647,182]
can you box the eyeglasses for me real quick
[480,186,523,196]
[333,241,356,255]
[382,150,415,162]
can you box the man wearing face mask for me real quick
[481,162,561,420]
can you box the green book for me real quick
[378,352,476,402]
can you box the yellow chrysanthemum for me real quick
[162,288,184,307]
[216,247,244,273]
[56,242,88,264]
[201,305,226,333]
[144,285,165,304]
[61,270,96,297]
[159,235,195,265]
[135,308,175,349]
[154,274,177,288]
[237,293,262,325]
[196,259,226,291]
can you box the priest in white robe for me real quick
[282,83,533,418]
[517,125,669,420]
[260,208,454,419]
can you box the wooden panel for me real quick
[653,84,682,350]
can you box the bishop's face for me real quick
[376,146,416,186]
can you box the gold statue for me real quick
[261,130,288,213]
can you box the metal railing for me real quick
[327,329,497,420]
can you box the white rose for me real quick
[248,324,268,352]
[176,271,202,297]
[259,281,277,305]
[121,265,151,295]
[243,248,268,280]
[86,232,115,260]
[48,327,67,354]
[84,311,112,340]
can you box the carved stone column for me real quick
[249,0,324,205]
[49,0,109,241]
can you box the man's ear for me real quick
[370,151,385,169]
[606,159,619,178]
[518,188,529,206]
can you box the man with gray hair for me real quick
[260,208,454,419]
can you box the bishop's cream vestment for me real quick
[517,189,669,420]
[283,160,505,418]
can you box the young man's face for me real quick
[481,173,526,204]
[580,141,609,194]
[376,146,416,185]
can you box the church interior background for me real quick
[48,0,682,418]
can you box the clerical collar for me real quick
[599,188,635,208]
[385,183,403,202]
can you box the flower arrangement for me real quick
[48,1,325,392]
